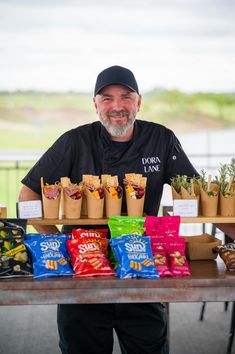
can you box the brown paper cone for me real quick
[81,190,88,216]
[200,188,219,217]
[104,189,122,217]
[86,189,104,219]
[220,193,235,216]
[171,186,181,200]
[125,190,145,216]
[41,177,61,219]
[181,186,198,200]
[42,193,61,219]
[64,192,82,219]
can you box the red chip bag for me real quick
[150,236,171,276]
[144,216,180,237]
[66,237,115,277]
[72,228,108,239]
[165,237,191,276]
[160,216,180,237]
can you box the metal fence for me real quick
[0,153,234,217]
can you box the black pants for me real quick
[57,303,169,354]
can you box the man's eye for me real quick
[103,97,111,101]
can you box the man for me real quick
[19,65,198,354]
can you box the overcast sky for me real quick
[0,0,234,93]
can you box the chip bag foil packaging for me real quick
[124,173,147,216]
[83,175,104,218]
[150,236,171,276]
[41,177,61,219]
[61,177,83,219]
[24,234,73,278]
[108,215,146,268]
[110,234,159,279]
[164,237,191,276]
[215,242,235,271]
[0,220,33,277]
[102,175,123,217]
[144,215,180,237]
[66,231,115,277]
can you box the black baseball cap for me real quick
[94,65,139,96]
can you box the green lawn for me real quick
[0,90,234,217]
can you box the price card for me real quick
[173,199,198,217]
[17,200,42,219]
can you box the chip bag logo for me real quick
[78,243,100,253]
[41,240,61,251]
[80,232,100,238]
[125,241,146,253]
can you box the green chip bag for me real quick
[108,216,145,238]
[108,216,145,269]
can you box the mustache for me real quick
[108,111,129,118]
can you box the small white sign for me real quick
[17,200,42,219]
[173,199,198,217]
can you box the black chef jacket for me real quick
[22,120,198,216]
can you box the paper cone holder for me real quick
[86,189,104,219]
[125,190,145,216]
[220,193,235,216]
[63,191,82,219]
[104,189,122,217]
[41,177,61,219]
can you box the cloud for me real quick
[0,0,234,92]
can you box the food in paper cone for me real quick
[84,176,104,218]
[41,177,61,219]
[62,180,83,219]
[60,177,71,217]
[171,175,199,200]
[81,175,100,216]
[170,175,182,199]
[103,175,122,217]
[198,171,219,216]
[219,170,235,216]
[171,186,181,200]
[124,173,147,216]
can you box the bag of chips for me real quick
[108,216,145,268]
[0,220,32,277]
[144,215,180,237]
[24,234,73,278]
[214,242,235,271]
[66,236,115,277]
[150,236,171,276]
[110,234,159,279]
[164,237,191,276]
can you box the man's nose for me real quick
[111,98,123,110]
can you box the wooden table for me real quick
[0,260,234,305]
[0,216,234,306]
[27,216,235,226]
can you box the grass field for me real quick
[0,89,234,217]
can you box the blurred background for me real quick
[0,0,235,216]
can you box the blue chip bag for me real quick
[24,234,73,278]
[110,234,159,279]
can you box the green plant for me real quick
[170,175,197,195]
[218,164,229,196]
[170,175,182,193]
[197,170,218,196]
[228,158,235,183]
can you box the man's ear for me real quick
[137,94,142,112]
[93,97,98,113]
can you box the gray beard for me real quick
[104,121,134,137]
[99,115,135,138]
